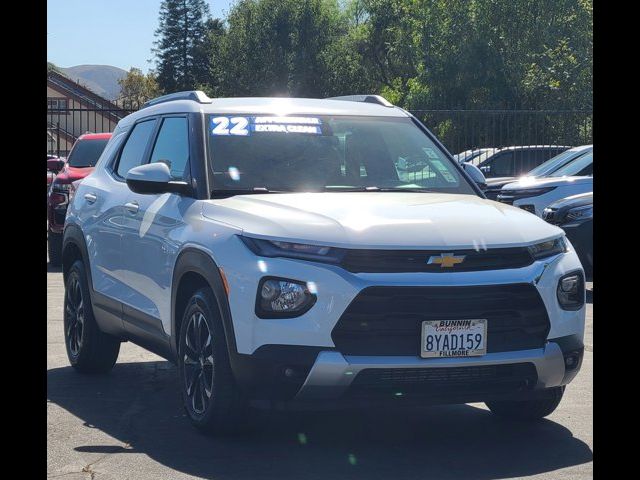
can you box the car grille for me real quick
[339,247,533,273]
[332,284,550,356]
[346,363,537,398]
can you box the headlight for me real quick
[528,236,567,260]
[557,271,585,310]
[566,205,593,221]
[256,277,317,318]
[240,236,344,263]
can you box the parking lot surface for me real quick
[48,261,593,480]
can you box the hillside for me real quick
[60,64,127,100]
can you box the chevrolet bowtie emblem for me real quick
[427,253,466,268]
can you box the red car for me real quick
[47,133,112,266]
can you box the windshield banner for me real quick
[210,116,322,136]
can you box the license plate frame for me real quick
[420,319,487,358]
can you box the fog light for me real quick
[560,276,578,293]
[557,271,585,310]
[564,351,582,371]
[256,277,317,318]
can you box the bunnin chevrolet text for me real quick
[62,92,586,434]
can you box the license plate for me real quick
[421,319,487,358]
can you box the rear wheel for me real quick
[178,287,248,434]
[486,386,565,420]
[48,231,62,266]
[64,260,120,373]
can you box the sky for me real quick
[47,0,234,73]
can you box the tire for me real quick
[48,231,62,267]
[178,287,248,434]
[64,260,120,373]
[486,386,565,421]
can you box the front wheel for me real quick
[178,287,248,434]
[486,386,565,420]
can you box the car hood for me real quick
[202,192,562,249]
[502,175,593,191]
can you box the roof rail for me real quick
[326,94,394,107]
[142,90,213,108]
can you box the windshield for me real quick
[527,147,592,177]
[549,151,593,177]
[207,115,476,195]
[67,139,109,167]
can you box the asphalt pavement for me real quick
[47,260,593,480]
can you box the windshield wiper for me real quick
[374,187,435,193]
[323,186,435,193]
[322,186,435,192]
[210,187,286,198]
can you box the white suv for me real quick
[62,92,586,433]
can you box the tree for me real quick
[214,0,344,97]
[198,18,227,97]
[159,0,591,122]
[117,68,161,108]
[153,0,211,93]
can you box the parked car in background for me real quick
[47,154,65,196]
[483,145,593,200]
[47,133,111,266]
[477,145,571,179]
[543,192,593,278]
[453,148,498,166]
[497,150,593,216]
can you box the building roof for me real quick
[47,70,127,123]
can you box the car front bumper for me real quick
[217,236,586,404]
[232,334,583,404]
[296,336,582,401]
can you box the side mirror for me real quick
[462,162,487,190]
[47,158,65,173]
[126,162,191,195]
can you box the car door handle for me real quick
[84,193,97,204]
[124,202,139,214]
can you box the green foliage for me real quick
[117,68,161,108]
[151,0,592,115]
